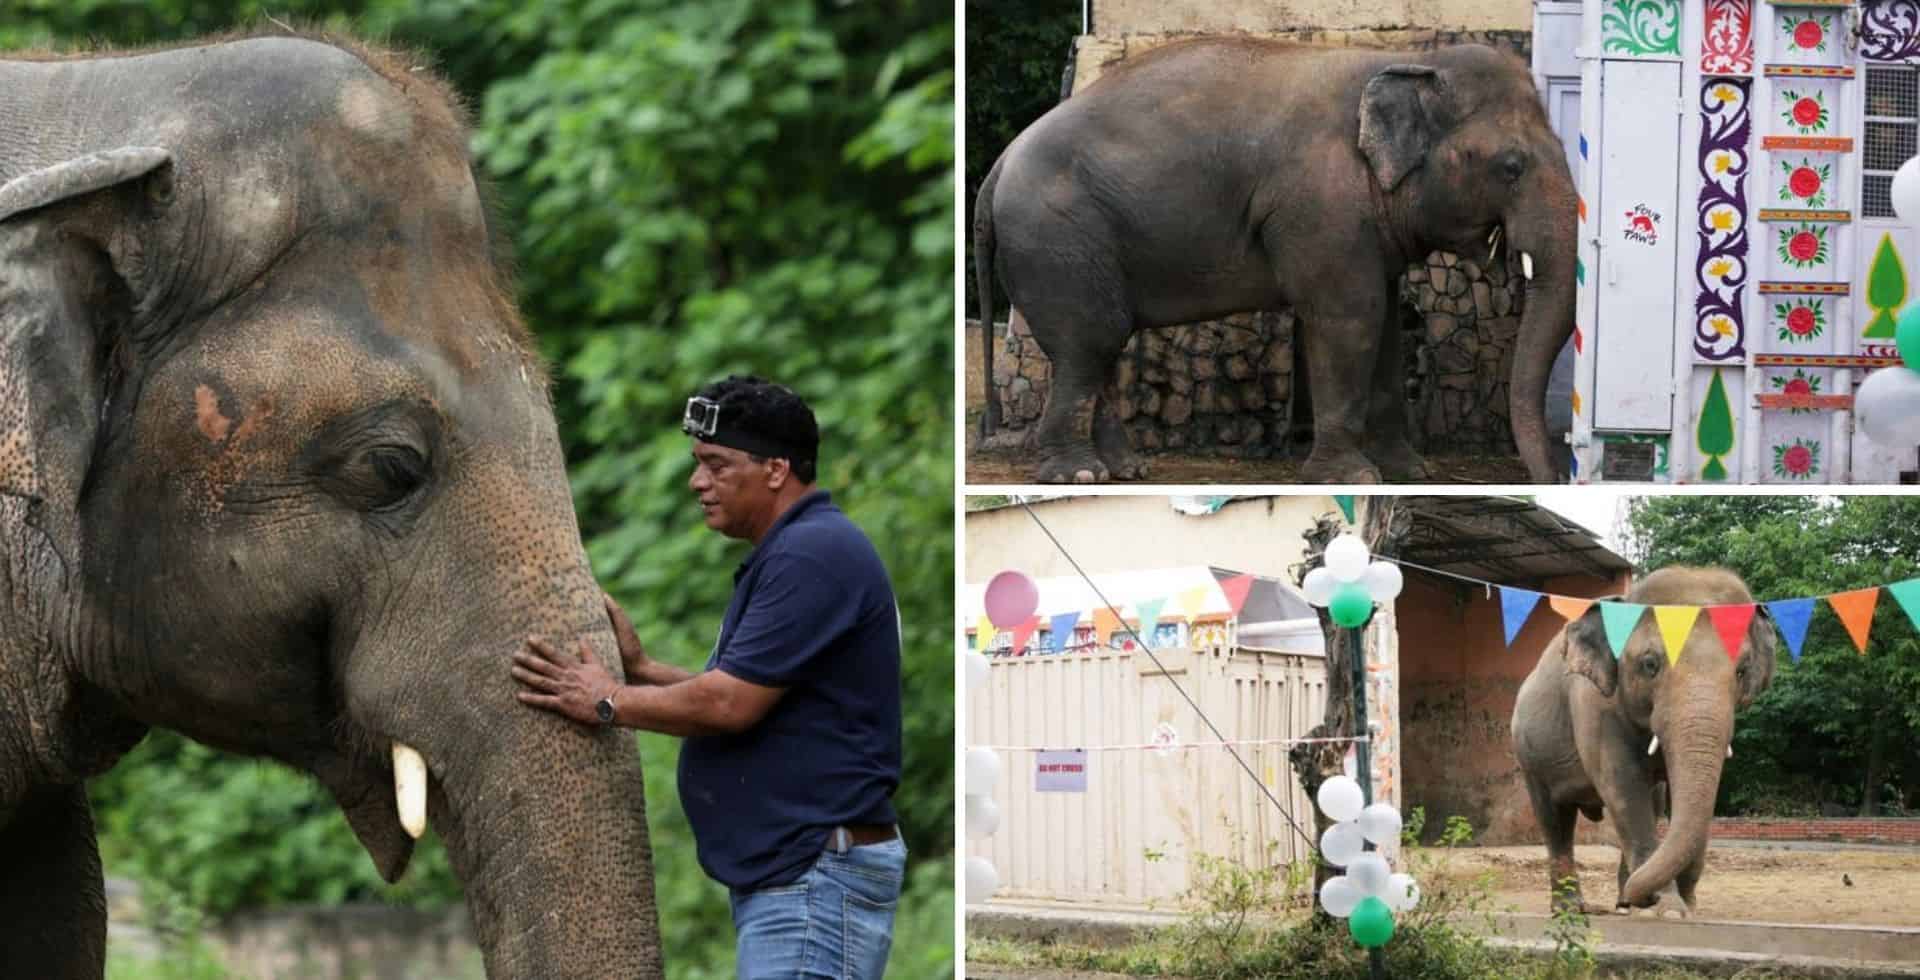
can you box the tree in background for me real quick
[5,3,952,977]
[1624,496,1920,818]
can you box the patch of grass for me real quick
[105,933,233,980]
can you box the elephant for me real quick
[0,34,661,978]
[1510,567,1777,916]
[972,39,1575,484]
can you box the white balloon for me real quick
[1348,852,1391,897]
[965,856,1000,900]
[1894,156,1920,224]
[1325,534,1371,582]
[965,747,1002,793]
[1386,873,1421,912]
[1358,802,1403,846]
[1319,875,1362,918]
[1363,561,1404,602]
[1315,774,1365,823]
[965,651,990,695]
[1856,366,1920,446]
[1302,567,1337,606]
[965,794,1001,839]
[1319,820,1366,867]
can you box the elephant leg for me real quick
[1022,295,1129,485]
[0,784,108,979]
[1523,774,1585,913]
[1675,848,1706,914]
[1595,775,1683,914]
[1297,308,1388,484]
[1092,384,1147,481]
[1364,312,1429,481]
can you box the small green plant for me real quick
[1166,835,1308,974]
[1545,875,1598,979]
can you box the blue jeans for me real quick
[730,837,907,979]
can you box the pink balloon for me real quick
[985,570,1039,628]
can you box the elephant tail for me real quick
[974,154,1005,439]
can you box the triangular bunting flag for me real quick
[1888,578,1920,633]
[1598,602,1648,659]
[1652,606,1701,665]
[974,614,998,651]
[1334,495,1356,523]
[1009,616,1040,657]
[1766,598,1815,663]
[1135,598,1167,648]
[1499,587,1543,647]
[1218,574,1255,617]
[1548,595,1596,622]
[1048,611,1081,652]
[1827,587,1880,654]
[1706,604,1757,662]
[1092,607,1121,648]
[1176,585,1210,622]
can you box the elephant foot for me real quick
[1098,448,1148,481]
[1299,450,1381,485]
[1034,449,1111,484]
[1370,445,1430,482]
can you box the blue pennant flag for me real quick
[1766,598,1816,663]
[1499,587,1543,647]
[1049,611,1082,653]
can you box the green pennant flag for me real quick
[1890,578,1920,633]
[1135,598,1167,649]
[1334,495,1356,523]
[1599,602,1648,659]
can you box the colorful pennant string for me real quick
[1765,598,1815,663]
[1009,617,1040,657]
[1827,588,1880,654]
[1049,611,1082,652]
[975,614,998,649]
[1499,587,1542,646]
[1652,606,1701,665]
[1706,604,1757,662]
[1176,585,1211,622]
[1599,603,1647,659]
[1092,607,1121,647]
[1893,579,1920,634]
[1548,595,1595,622]
[1135,598,1166,650]
[1218,574,1256,617]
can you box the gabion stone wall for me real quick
[987,252,1526,457]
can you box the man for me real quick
[511,375,905,979]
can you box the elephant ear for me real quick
[1560,602,1619,698]
[1358,64,1447,192]
[1735,604,1778,709]
[0,147,172,502]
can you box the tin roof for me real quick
[1396,495,1632,586]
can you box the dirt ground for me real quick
[1436,844,1920,926]
[961,323,1532,486]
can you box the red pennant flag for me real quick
[1009,616,1041,656]
[1828,588,1880,654]
[1092,607,1121,647]
[1706,604,1756,662]
[1218,574,1255,617]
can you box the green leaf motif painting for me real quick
[1865,233,1907,339]
[1698,369,1734,481]
[1603,0,1682,56]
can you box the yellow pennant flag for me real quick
[1177,585,1211,621]
[1548,595,1595,622]
[1653,605,1701,665]
[974,614,998,649]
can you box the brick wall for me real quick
[1680,818,1920,845]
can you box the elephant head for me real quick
[1356,46,1577,482]
[0,37,659,977]
[1559,567,1776,907]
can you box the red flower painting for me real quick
[1789,166,1821,199]
[1792,97,1820,126]
[1772,438,1821,479]
[1795,19,1823,49]
[1774,299,1826,342]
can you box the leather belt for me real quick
[825,823,899,854]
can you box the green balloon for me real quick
[1349,896,1395,948]
[1329,582,1374,628]
[1899,303,1920,372]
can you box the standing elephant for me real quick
[0,34,661,978]
[973,39,1575,483]
[1511,568,1777,916]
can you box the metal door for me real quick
[1594,60,1683,431]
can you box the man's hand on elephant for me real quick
[513,637,619,727]
[603,592,656,684]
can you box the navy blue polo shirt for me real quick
[677,490,903,891]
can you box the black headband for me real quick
[684,395,815,463]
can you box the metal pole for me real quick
[1347,624,1386,980]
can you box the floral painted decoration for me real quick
[1777,223,1830,269]
[1782,14,1831,53]
[1779,89,1828,133]
[1772,438,1821,479]
[1779,158,1830,207]
[1773,298,1826,342]
[1769,369,1823,413]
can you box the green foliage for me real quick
[15,2,954,976]
[1624,497,1920,816]
[1545,877,1596,979]
[106,933,233,980]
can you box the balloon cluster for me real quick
[1867,160,1920,446]
[965,569,1036,902]
[1301,533,1402,628]
[1314,774,1418,949]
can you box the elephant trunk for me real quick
[1506,172,1579,484]
[429,672,663,980]
[1623,711,1731,906]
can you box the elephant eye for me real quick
[1639,656,1661,677]
[1497,150,1527,183]
[360,445,430,511]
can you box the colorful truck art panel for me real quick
[1696,79,1750,361]
[1777,221,1833,270]
[1778,11,1837,58]
[1865,233,1908,340]
[1702,0,1752,74]
[1604,0,1682,57]
[1778,88,1829,134]
[1777,157,1833,207]
[1767,368,1827,413]
[1772,296,1829,344]
[1859,0,1920,62]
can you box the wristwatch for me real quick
[595,690,617,726]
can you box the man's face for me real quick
[689,440,773,539]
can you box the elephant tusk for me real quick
[1487,226,1503,265]
[1648,735,1660,756]
[1727,744,1733,759]
[394,742,428,839]
[1521,251,1535,280]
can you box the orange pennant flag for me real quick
[1548,595,1595,622]
[1177,585,1211,621]
[1092,607,1122,647]
[1827,588,1881,654]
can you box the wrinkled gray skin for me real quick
[974,39,1576,484]
[0,36,661,978]
[1511,568,1776,916]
